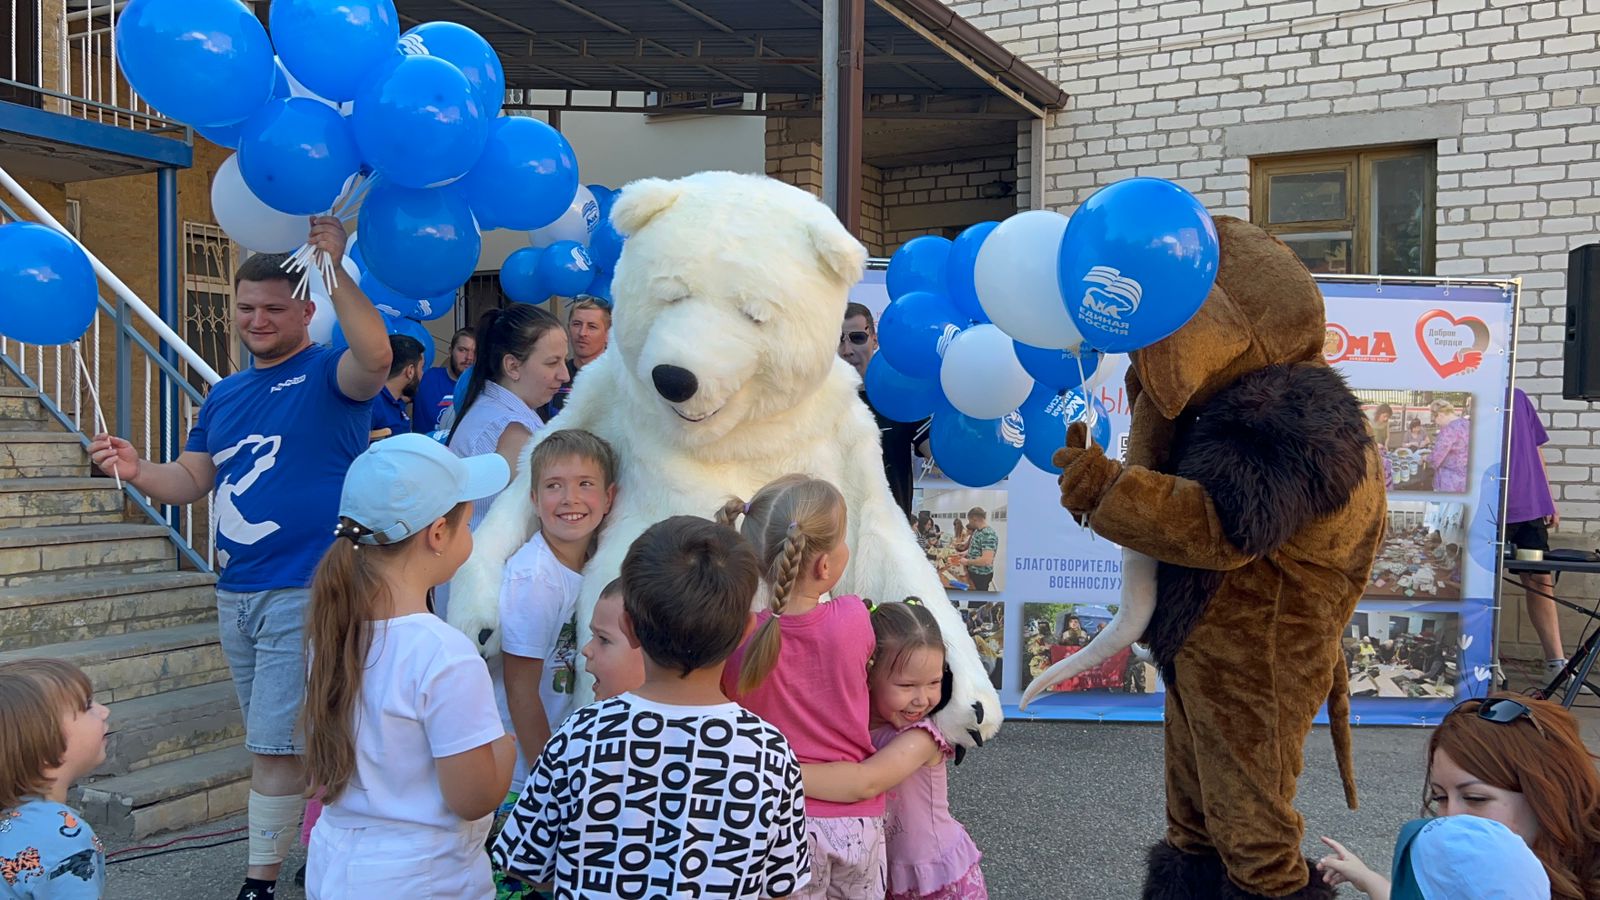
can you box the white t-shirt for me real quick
[490,694,811,900]
[492,532,584,792]
[320,614,505,833]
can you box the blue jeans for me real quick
[216,587,309,756]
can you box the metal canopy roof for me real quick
[392,0,1066,119]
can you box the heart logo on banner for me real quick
[1415,309,1491,378]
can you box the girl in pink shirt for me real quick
[801,601,986,900]
[719,474,885,899]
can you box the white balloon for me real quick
[528,184,597,248]
[940,324,1033,420]
[973,210,1085,350]
[308,257,362,345]
[211,154,308,253]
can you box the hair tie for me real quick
[332,518,373,546]
[743,502,750,514]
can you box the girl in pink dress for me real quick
[800,601,987,900]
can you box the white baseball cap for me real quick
[337,434,509,545]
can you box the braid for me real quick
[716,497,747,528]
[771,525,805,610]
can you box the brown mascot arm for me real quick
[1055,423,1252,572]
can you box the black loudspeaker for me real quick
[1565,244,1600,401]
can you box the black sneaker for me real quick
[294,864,306,888]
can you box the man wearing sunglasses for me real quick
[842,302,927,516]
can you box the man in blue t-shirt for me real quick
[87,217,390,900]
[370,334,424,442]
[411,327,475,434]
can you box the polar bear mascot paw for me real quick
[447,171,1002,750]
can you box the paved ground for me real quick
[104,665,1598,900]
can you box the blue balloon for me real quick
[458,117,578,230]
[115,0,276,127]
[536,242,596,298]
[452,364,473,411]
[864,354,942,424]
[588,221,625,271]
[400,21,505,116]
[331,311,435,370]
[584,269,614,304]
[887,235,953,300]
[359,270,455,322]
[236,99,361,215]
[195,64,291,149]
[1014,341,1103,391]
[352,55,487,189]
[347,236,368,273]
[357,182,481,299]
[1058,177,1220,353]
[877,291,963,380]
[946,221,997,323]
[0,223,98,345]
[1090,397,1113,449]
[1019,385,1085,474]
[271,0,400,102]
[499,247,545,303]
[930,408,1024,487]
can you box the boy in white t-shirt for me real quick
[491,516,811,899]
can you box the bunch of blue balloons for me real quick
[868,177,1220,487]
[118,0,593,321]
[498,183,622,305]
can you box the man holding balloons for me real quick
[88,217,391,900]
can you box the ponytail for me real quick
[446,304,562,445]
[738,524,806,695]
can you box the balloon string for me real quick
[332,173,375,222]
[74,343,120,491]
[1074,349,1095,449]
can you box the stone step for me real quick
[0,476,126,527]
[100,681,242,775]
[76,743,251,841]
[0,523,176,586]
[0,431,88,477]
[0,622,229,704]
[0,570,217,651]
[0,386,47,429]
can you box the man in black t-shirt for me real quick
[842,302,927,516]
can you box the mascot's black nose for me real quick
[652,365,699,403]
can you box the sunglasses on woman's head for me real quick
[1475,697,1533,724]
[840,330,871,346]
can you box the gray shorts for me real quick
[216,587,309,756]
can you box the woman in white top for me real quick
[447,303,571,531]
[301,434,517,899]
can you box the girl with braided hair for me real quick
[718,474,887,900]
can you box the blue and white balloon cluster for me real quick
[868,178,1220,487]
[117,0,590,326]
[498,183,623,306]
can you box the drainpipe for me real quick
[156,165,179,525]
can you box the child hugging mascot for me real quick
[1030,217,1387,898]
[448,171,1001,753]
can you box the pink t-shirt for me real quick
[722,594,883,817]
[872,720,982,895]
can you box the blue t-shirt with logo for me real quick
[184,344,369,592]
[369,386,410,440]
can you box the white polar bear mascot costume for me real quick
[449,171,1001,750]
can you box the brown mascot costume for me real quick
[1054,217,1387,898]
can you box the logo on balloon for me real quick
[1000,411,1026,449]
[1077,266,1143,336]
[936,324,962,357]
[398,33,428,55]
[1047,390,1089,422]
[582,198,601,231]
[567,246,592,271]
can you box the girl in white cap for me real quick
[300,434,517,898]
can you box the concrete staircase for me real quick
[0,377,250,840]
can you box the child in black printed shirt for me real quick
[490,516,810,899]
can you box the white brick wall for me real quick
[945,0,1600,658]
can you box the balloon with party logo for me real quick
[357,182,481,299]
[0,223,98,345]
[499,247,545,304]
[211,154,308,253]
[586,186,625,270]
[351,55,487,189]
[359,270,455,321]
[946,221,997,323]
[1020,384,1084,474]
[536,242,596,298]
[1058,177,1219,353]
[1014,341,1103,391]
[974,210,1084,350]
[877,291,963,381]
[236,98,361,215]
[116,0,276,127]
[865,354,942,424]
[529,184,600,248]
[930,409,1024,488]
[271,0,400,102]
[940,324,1032,420]
[400,21,505,116]
[886,236,952,301]
[458,117,579,231]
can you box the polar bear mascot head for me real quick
[449,171,1002,750]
